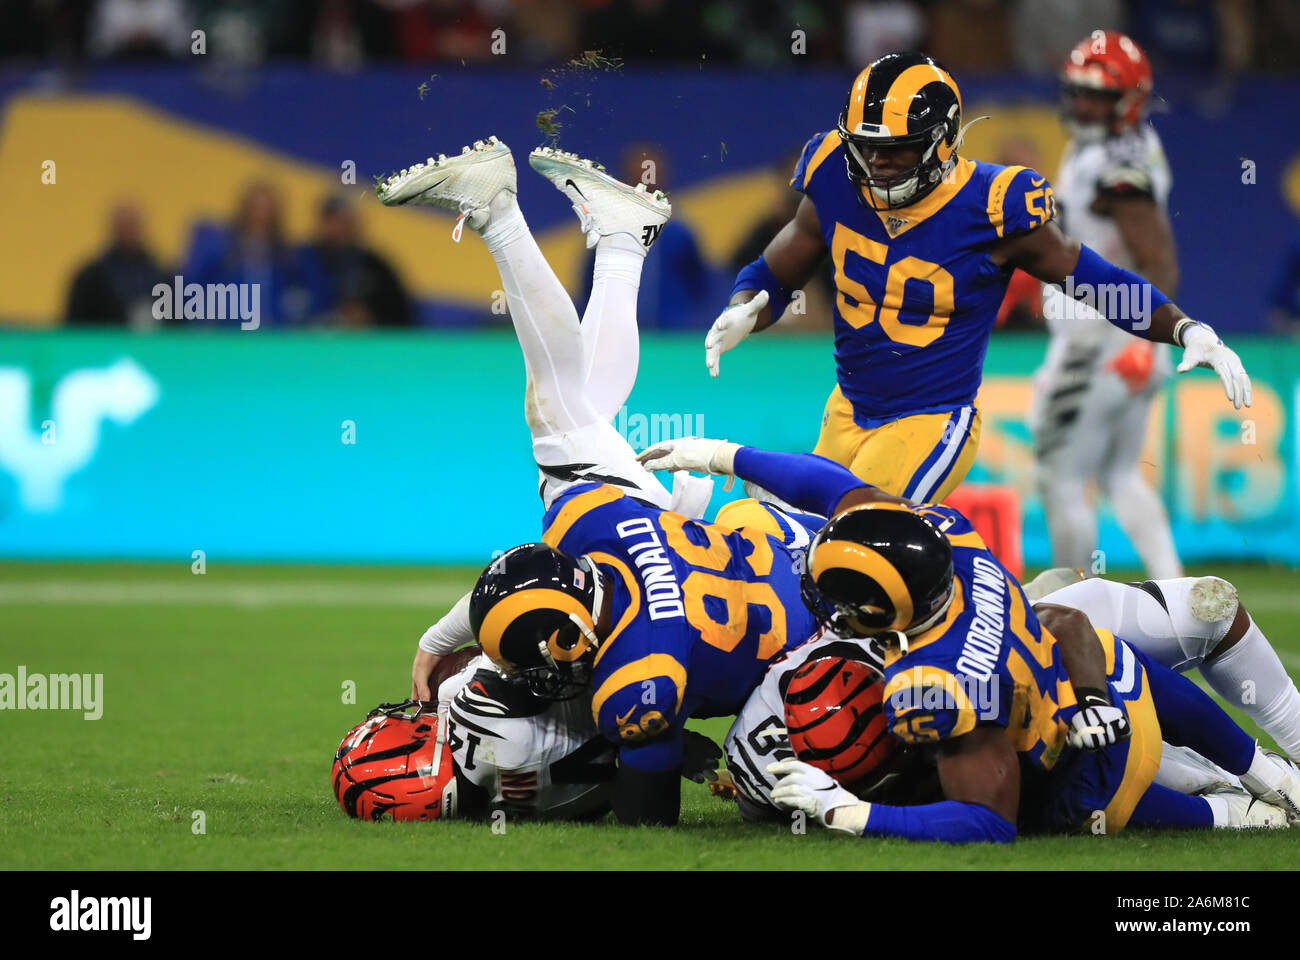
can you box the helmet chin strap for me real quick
[574,554,606,651]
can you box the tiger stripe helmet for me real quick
[801,503,954,639]
[784,655,898,788]
[837,51,963,210]
[1062,30,1152,137]
[333,701,457,821]
[468,542,605,700]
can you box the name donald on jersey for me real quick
[614,517,685,621]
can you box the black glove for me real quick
[680,729,724,784]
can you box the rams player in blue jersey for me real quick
[705,51,1252,503]
[639,437,1300,839]
[376,137,822,826]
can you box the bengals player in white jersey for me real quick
[1034,31,1183,578]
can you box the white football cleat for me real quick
[528,146,670,250]
[1239,750,1300,822]
[375,136,516,241]
[1021,567,1087,604]
[1207,787,1290,829]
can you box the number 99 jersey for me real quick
[540,483,820,775]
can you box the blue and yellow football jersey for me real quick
[540,484,819,772]
[791,131,1057,424]
[879,504,1077,772]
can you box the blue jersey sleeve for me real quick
[881,662,989,745]
[790,131,835,194]
[988,166,1056,239]
[594,670,684,772]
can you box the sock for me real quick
[1201,793,1231,827]
[1129,782,1214,828]
[1202,615,1300,760]
[581,233,646,422]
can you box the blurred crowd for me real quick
[3,0,1299,73]
[67,188,414,328]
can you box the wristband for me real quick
[731,255,791,322]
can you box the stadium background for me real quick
[3,0,1300,874]
[1,2,1298,570]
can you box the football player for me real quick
[722,577,1293,829]
[705,51,1251,503]
[334,645,616,822]
[1033,32,1182,578]
[376,139,819,826]
[639,439,1300,839]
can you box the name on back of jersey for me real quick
[615,517,685,621]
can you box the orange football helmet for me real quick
[333,700,458,821]
[1062,30,1153,137]
[784,655,897,788]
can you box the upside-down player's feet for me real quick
[1205,787,1291,829]
[375,136,516,241]
[528,147,671,251]
[1240,750,1300,822]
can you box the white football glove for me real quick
[767,759,870,835]
[1177,322,1252,410]
[636,436,740,476]
[705,289,768,378]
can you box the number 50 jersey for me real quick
[540,482,819,775]
[793,130,1056,423]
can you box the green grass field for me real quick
[2,560,1298,870]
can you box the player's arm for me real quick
[596,677,686,825]
[767,726,1019,843]
[412,590,475,699]
[991,217,1250,409]
[1034,602,1132,751]
[1102,192,1179,296]
[638,438,902,517]
[706,197,827,376]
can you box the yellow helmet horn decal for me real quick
[811,540,914,632]
[881,63,961,137]
[478,588,594,668]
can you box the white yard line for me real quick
[0,580,466,608]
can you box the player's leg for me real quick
[528,148,667,423]
[378,140,673,510]
[1033,356,1108,571]
[1127,640,1300,819]
[1097,381,1182,578]
[377,138,594,436]
[844,405,979,503]
[1042,575,1300,761]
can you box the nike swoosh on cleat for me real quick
[564,178,587,200]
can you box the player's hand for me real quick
[768,759,867,834]
[1067,689,1132,750]
[705,290,768,377]
[637,436,740,476]
[681,729,724,784]
[1177,322,1252,410]
[411,648,442,701]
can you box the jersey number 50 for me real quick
[832,223,955,348]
